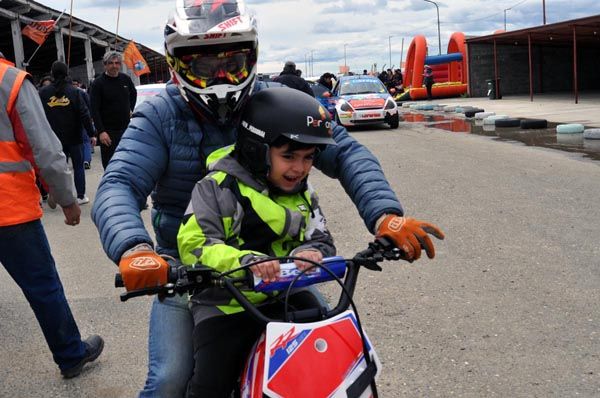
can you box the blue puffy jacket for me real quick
[92,82,403,263]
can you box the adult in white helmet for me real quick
[164,0,258,124]
[92,1,444,397]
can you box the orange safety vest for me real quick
[0,63,43,227]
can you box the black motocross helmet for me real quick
[233,87,336,180]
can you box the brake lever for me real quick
[353,237,402,271]
[119,284,176,302]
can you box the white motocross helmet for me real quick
[164,0,258,123]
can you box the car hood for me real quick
[339,93,390,109]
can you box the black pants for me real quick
[187,291,322,398]
[426,82,433,100]
[100,130,123,170]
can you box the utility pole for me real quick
[399,37,405,69]
[504,7,511,31]
[423,0,441,55]
[388,36,393,70]
[543,0,546,24]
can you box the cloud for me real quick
[322,0,389,14]
[39,0,600,75]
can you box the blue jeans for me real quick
[0,220,86,371]
[138,294,194,398]
[81,130,92,163]
[138,288,328,398]
[62,143,85,198]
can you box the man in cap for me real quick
[39,61,96,205]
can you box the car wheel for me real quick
[388,113,399,129]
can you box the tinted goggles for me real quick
[178,48,254,88]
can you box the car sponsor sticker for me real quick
[348,98,386,109]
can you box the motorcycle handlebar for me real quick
[116,237,401,322]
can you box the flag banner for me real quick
[22,20,55,46]
[123,41,150,76]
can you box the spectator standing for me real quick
[90,51,137,169]
[39,75,53,87]
[39,61,96,205]
[274,61,314,97]
[388,68,404,95]
[317,72,335,91]
[72,79,93,169]
[0,54,103,378]
[423,65,435,100]
[377,70,388,85]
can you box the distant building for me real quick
[466,14,600,102]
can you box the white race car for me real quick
[332,75,399,128]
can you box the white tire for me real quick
[583,128,600,139]
[483,115,509,125]
[475,111,495,120]
[556,123,584,134]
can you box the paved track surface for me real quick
[1,121,599,397]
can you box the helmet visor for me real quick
[176,47,256,88]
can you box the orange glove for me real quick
[118,244,169,291]
[376,215,445,262]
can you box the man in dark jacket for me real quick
[39,61,96,205]
[274,61,314,97]
[89,51,137,169]
[92,4,444,396]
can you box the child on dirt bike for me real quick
[177,87,338,397]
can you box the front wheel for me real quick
[388,113,399,129]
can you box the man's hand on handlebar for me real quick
[376,215,445,262]
[118,243,169,291]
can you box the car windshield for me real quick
[338,79,387,96]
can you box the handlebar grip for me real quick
[115,273,124,288]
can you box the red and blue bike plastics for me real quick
[116,237,402,398]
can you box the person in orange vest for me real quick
[0,53,104,378]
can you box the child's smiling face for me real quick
[267,144,316,192]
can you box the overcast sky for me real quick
[40,0,600,76]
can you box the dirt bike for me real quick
[116,237,402,397]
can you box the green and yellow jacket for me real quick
[177,150,335,316]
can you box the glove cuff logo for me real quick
[387,216,405,232]
[130,256,162,271]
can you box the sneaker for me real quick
[77,196,90,205]
[61,335,104,379]
[47,193,57,209]
[84,161,91,169]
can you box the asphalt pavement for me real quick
[1,114,599,397]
